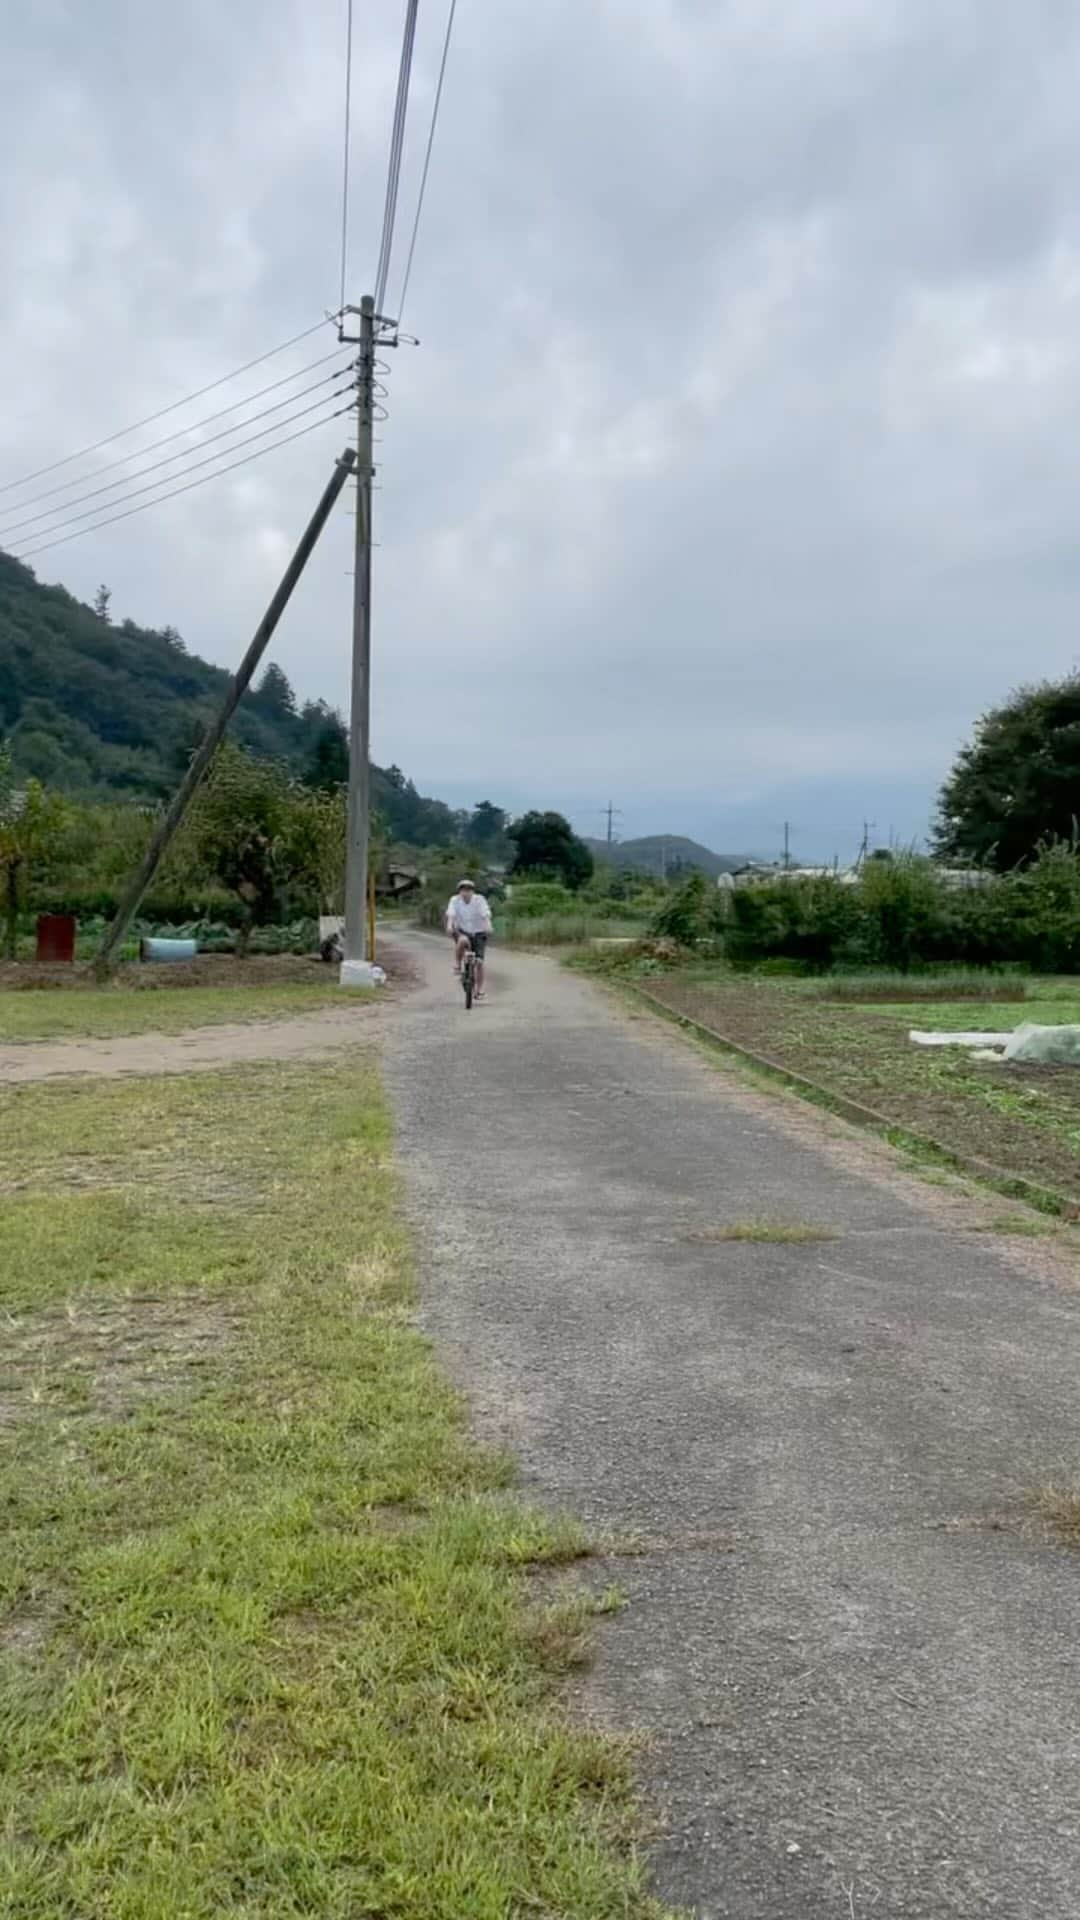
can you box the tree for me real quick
[93,584,112,623]
[0,741,70,958]
[303,715,349,791]
[936,674,1080,870]
[285,785,349,914]
[256,662,297,718]
[186,744,293,949]
[507,811,594,890]
[466,801,508,853]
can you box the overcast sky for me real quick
[4,1,1080,861]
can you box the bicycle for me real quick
[458,931,487,1010]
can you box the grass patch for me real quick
[810,968,1028,1004]
[1036,1485,1080,1545]
[0,980,353,1044]
[0,1060,667,1918]
[686,1218,838,1244]
[499,912,650,948]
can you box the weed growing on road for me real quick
[0,1059,669,1919]
[686,1219,838,1244]
[1036,1485,1080,1545]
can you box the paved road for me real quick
[381,935,1080,1919]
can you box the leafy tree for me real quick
[186,744,293,950]
[285,785,349,915]
[936,674,1080,870]
[465,800,508,853]
[508,811,593,890]
[93,584,112,623]
[0,741,70,957]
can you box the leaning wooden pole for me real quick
[93,446,357,980]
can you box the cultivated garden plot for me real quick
[642,969,1080,1209]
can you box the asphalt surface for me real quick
[381,934,1080,1918]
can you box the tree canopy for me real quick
[936,674,1080,870]
[0,550,461,843]
[508,811,593,890]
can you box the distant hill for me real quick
[585,834,750,878]
[0,548,461,843]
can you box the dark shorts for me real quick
[456,930,487,959]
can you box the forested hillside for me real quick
[0,549,461,843]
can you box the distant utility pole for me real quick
[857,818,876,868]
[339,295,377,982]
[783,821,792,870]
[601,801,622,847]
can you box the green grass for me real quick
[856,993,1080,1029]
[0,980,354,1044]
[0,1061,667,1919]
[498,912,649,947]
[808,968,1028,1003]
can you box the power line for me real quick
[339,0,356,315]
[13,387,355,563]
[11,382,356,552]
[14,402,353,565]
[373,0,421,314]
[397,0,459,323]
[0,317,337,502]
[0,347,346,527]
[0,364,354,544]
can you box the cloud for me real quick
[4,0,1080,856]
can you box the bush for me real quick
[649,872,711,945]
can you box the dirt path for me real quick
[0,1002,380,1082]
[381,933,1080,1919]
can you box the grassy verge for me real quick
[631,966,1080,1208]
[0,1060,666,1918]
[0,980,355,1044]
[497,913,649,948]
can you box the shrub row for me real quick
[653,846,1080,974]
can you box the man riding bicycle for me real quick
[445,877,493,1001]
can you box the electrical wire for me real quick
[0,347,346,527]
[397,0,458,323]
[339,0,355,314]
[373,0,421,314]
[14,403,353,564]
[11,384,356,560]
[0,363,355,543]
[0,317,337,501]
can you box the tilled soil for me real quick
[647,973,1080,1204]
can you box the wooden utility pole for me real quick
[340,295,377,980]
[92,446,357,979]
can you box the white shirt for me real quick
[446,891,492,935]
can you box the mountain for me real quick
[0,549,461,844]
[585,834,750,879]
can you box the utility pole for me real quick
[783,821,791,870]
[340,295,378,983]
[600,801,622,847]
[93,447,358,980]
[857,818,876,868]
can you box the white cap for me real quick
[458,877,476,889]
